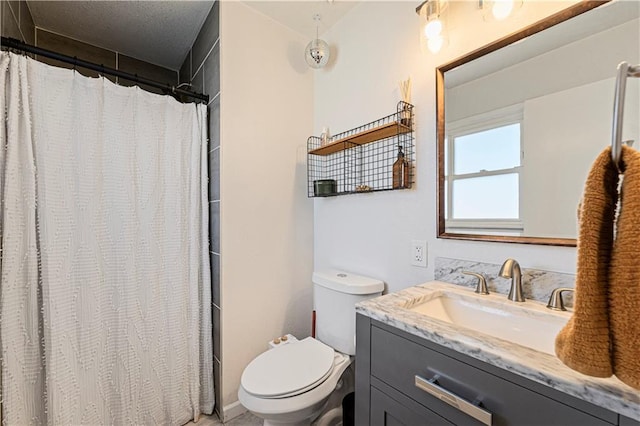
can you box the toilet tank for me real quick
[313,270,384,355]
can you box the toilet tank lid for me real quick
[312,270,384,295]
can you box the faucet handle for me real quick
[462,271,489,295]
[546,287,574,311]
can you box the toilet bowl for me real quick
[238,270,384,425]
[238,337,351,425]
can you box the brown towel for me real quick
[610,145,640,389]
[555,147,617,378]
[556,145,640,389]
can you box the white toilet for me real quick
[238,270,384,425]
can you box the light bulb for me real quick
[492,0,514,20]
[424,19,443,39]
[427,35,444,54]
[305,39,330,69]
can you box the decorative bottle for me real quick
[321,127,331,146]
[392,145,409,189]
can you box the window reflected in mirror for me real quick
[445,109,522,234]
[437,0,640,246]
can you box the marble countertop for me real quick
[356,281,640,421]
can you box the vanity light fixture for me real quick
[305,14,331,69]
[416,0,449,54]
[479,0,523,21]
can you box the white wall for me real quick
[313,1,586,294]
[216,0,635,416]
[219,1,314,414]
[522,77,639,237]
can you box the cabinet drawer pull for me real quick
[415,374,492,425]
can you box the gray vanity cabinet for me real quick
[620,416,640,426]
[356,314,629,426]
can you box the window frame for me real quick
[445,104,524,231]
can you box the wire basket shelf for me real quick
[307,101,415,197]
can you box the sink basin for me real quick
[405,290,570,355]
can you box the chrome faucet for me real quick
[462,271,489,295]
[498,258,525,302]
[546,287,574,311]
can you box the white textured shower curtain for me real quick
[0,52,213,424]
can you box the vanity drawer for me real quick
[370,325,613,426]
[370,378,454,425]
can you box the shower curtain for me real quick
[0,52,213,424]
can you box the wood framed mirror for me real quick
[436,0,639,246]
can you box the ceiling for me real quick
[244,1,359,39]
[27,1,215,70]
[26,0,359,71]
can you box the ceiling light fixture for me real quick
[416,0,449,54]
[480,0,523,21]
[305,14,331,69]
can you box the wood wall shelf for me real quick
[309,122,412,156]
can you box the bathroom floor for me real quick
[186,412,262,426]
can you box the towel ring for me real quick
[611,61,640,170]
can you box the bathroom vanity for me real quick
[354,282,640,426]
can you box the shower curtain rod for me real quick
[1,37,209,103]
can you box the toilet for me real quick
[238,270,384,425]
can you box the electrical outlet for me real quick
[411,240,427,267]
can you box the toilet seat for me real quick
[241,337,335,399]
[238,350,352,424]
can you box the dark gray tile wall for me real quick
[6,0,17,19]
[1,12,177,91]
[191,0,219,70]
[209,145,220,202]
[209,96,220,150]
[213,357,221,413]
[209,201,220,254]
[211,251,220,307]
[19,2,34,45]
[191,65,204,96]
[1,0,31,43]
[34,29,178,89]
[36,29,117,81]
[118,53,178,95]
[181,0,220,415]
[179,50,190,89]
[203,44,219,96]
[213,305,221,360]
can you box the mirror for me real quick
[437,1,640,246]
